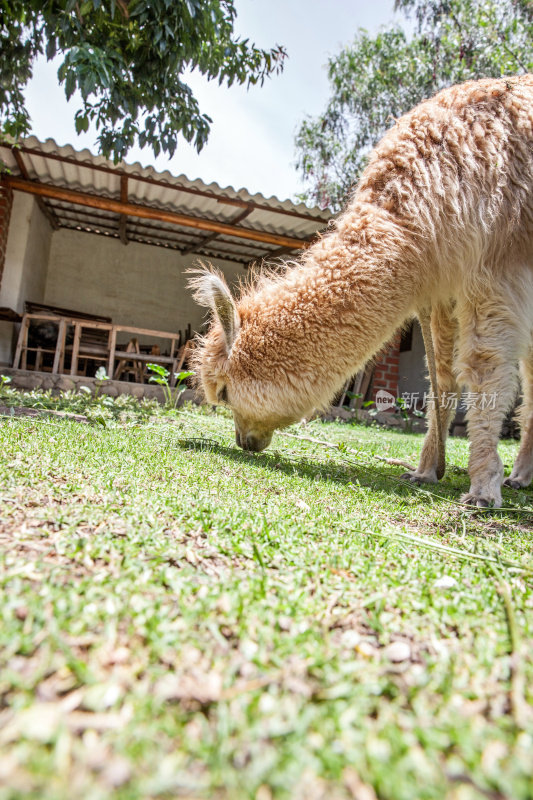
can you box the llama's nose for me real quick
[235,426,272,452]
[242,434,261,452]
[236,430,262,452]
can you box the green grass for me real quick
[0,393,532,800]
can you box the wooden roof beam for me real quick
[5,176,313,250]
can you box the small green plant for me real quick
[0,374,12,398]
[395,397,425,433]
[362,399,377,417]
[93,366,109,400]
[343,390,362,407]
[147,363,194,409]
[343,389,363,420]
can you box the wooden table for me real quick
[13,313,192,386]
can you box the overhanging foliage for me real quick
[0,0,286,162]
[295,0,533,210]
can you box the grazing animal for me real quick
[190,75,533,508]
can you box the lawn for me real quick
[0,389,532,800]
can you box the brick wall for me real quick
[371,331,401,405]
[0,182,13,289]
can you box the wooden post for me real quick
[52,318,67,374]
[175,340,192,372]
[134,339,144,384]
[107,326,117,377]
[13,314,30,369]
[70,322,81,375]
[169,337,178,386]
[35,347,43,372]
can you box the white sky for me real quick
[24,0,402,203]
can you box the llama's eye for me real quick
[217,385,228,404]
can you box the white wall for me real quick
[398,321,429,402]
[44,229,246,338]
[0,193,52,365]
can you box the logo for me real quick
[375,389,395,411]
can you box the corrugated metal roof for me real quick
[1,136,331,264]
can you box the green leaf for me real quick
[147,363,169,380]
[174,371,194,383]
[64,70,76,101]
[74,113,90,133]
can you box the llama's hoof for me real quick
[503,478,524,490]
[400,471,437,485]
[401,471,419,483]
[460,492,498,509]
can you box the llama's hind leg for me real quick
[456,299,521,508]
[402,302,458,484]
[504,354,533,489]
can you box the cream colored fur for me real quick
[190,75,533,508]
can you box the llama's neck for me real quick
[293,209,416,344]
[239,203,422,412]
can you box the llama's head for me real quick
[189,268,316,452]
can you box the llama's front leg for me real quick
[402,303,458,484]
[456,305,520,508]
[504,354,533,489]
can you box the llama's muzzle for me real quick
[235,427,272,453]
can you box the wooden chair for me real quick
[69,325,112,377]
[110,335,190,386]
[13,314,64,372]
[113,338,144,383]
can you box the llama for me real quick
[190,75,533,508]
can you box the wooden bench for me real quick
[14,304,113,374]
[113,342,193,385]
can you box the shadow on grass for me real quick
[175,437,533,523]
[176,438,463,506]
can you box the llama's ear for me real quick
[188,269,240,351]
[210,278,240,350]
